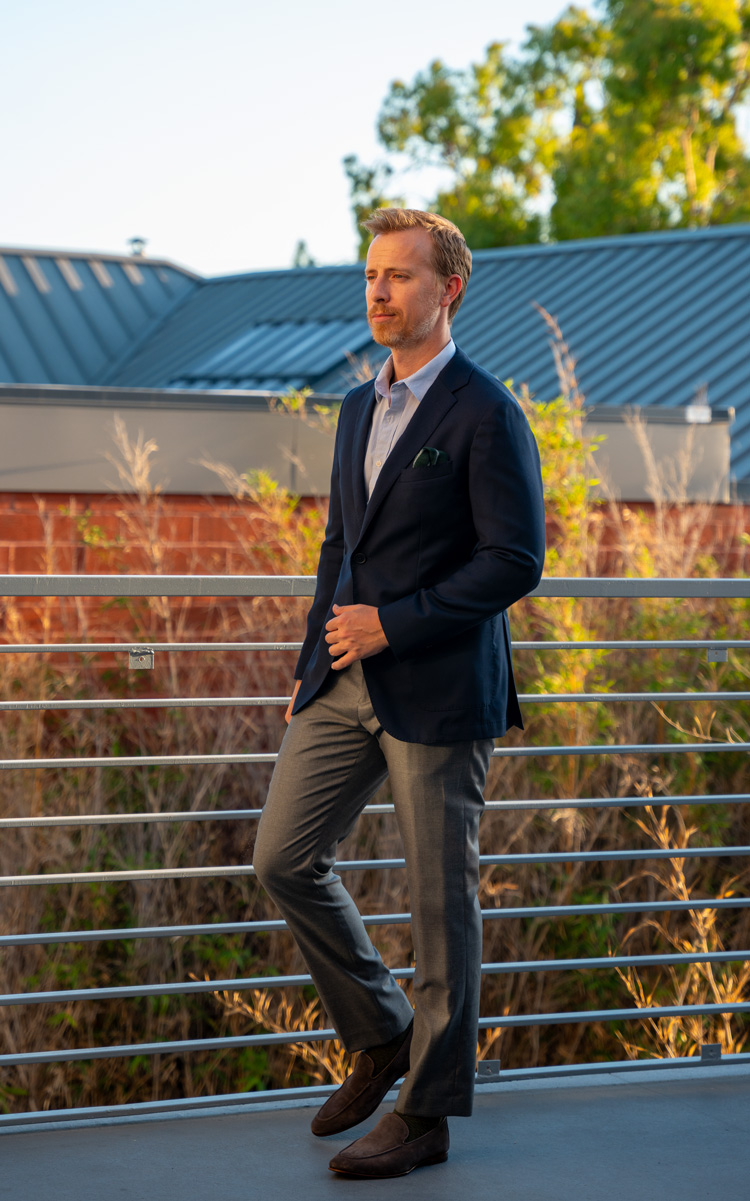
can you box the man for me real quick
[254,208,545,1177]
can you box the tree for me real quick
[553,0,750,237]
[345,1,750,252]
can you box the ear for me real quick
[439,273,463,309]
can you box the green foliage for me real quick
[347,1,750,247]
[59,506,122,552]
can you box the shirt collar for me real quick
[374,338,456,404]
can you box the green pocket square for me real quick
[412,447,450,468]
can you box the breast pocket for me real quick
[394,463,454,485]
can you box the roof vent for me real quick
[128,237,147,257]
[686,384,711,424]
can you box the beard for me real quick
[367,304,439,349]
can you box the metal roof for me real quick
[106,225,750,485]
[105,268,383,394]
[0,247,199,386]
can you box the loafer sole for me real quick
[329,1150,448,1178]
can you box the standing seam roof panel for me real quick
[578,260,750,400]
[6,257,85,381]
[0,249,199,387]
[33,259,113,382]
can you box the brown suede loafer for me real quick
[328,1112,449,1177]
[310,1024,413,1137]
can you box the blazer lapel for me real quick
[349,383,376,527]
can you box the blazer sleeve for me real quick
[378,396,545,660]
[294,418,345,679]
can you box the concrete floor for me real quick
[1,1066,748,1201]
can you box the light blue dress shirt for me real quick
[364,339,456,499]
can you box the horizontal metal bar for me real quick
[0,643,304,654]
[493,742,750,758]
[533,581,750,599]
[0,575,318,598]
[0,1085,349,1130]
[482,794,750,812]
[4,951,748,1008]
[476,846,750,866]
[5,690,749,714]
[2,740,749,772]
[3,575,750,598]
[2,793,748,831]
[3,844,747,888]
[2,897,747,948]
[0,752,278,770]
[519,692,750,704]
[1,638,748,656]
[3,1001,749,1066]
[333,846,750,873]
[0,1030,339,1066]
[0,810,269,829]
[484,898,750,922]
[527,580,750,599]
[480,950,750,974]
[0,696,288,712]
[0,972,412,1007]
[0,920,289,946]
[0,865,259,887]
[513,640,750,651]
[477,1001,750,1029]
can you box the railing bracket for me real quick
[700,1043,722,1063]
[129,648,155,670]
[707,648,728,663]
[477,1059,501,1081]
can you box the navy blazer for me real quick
[293,346,546,744]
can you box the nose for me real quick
[368,273,390,304]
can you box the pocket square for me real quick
[412,447,450,468]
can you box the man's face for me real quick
[365,229,446,349]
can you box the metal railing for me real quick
[1,573,749,1129]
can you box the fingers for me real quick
[326,622,356,665]
[327,636,351,662]
[285,679,302,724]
[331,649,356,670]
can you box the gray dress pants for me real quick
[253,660,493,1116]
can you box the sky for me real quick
[2,0,577,277]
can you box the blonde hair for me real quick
[362,208,472,321]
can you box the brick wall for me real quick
[593,501,750,576]
[1,490,749,644]
[0,491,320,645]
[0,492,272,576]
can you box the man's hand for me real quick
[325,604,389,670]
[285,679,302,724]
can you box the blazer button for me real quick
[352,552,367,565]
